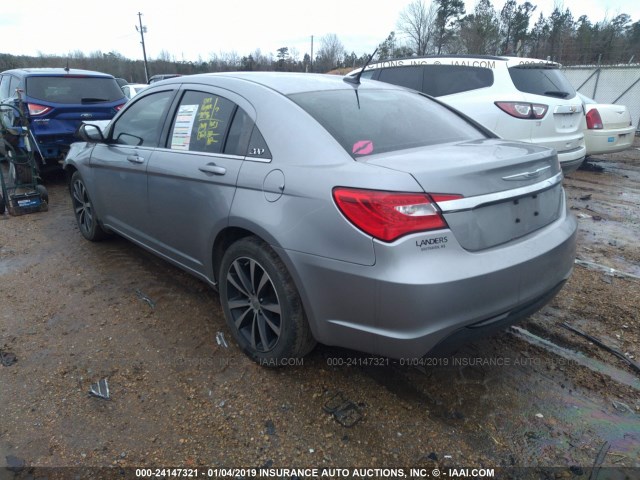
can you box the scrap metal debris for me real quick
[135,289,156,309]
[560,322,640,375]
[574,259,640,281]
[89,378,111,400]
[589,441,611,480]
[612,400,633,414]
[0,349,17,367]
[215,332,228,348]
[323,392,363,427]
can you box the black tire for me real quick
[70,171,109,241]
[219,236,316,365]
[36,184,48,203]
[0,193,5,215]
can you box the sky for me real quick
[1,0,639,63]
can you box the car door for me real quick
[145,87,254,277]
[89,89,176,241]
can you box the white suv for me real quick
[351,56,586,173]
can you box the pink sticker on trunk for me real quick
[352,140,373,155]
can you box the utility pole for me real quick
[136,12,150,83]
[310,35,314,73]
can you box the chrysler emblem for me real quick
[502,165,551,181]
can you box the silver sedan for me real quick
[64,72,577,364]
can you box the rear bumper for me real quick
[428,278,566,356]
[278,203,577,359]
[585,127,635,156]
[33,134,74,161]
[557,146,586,174]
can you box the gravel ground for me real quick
[1,139,639,478]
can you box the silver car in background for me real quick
[64,72,577,364]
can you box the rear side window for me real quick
[25,76,124,104]
[169,90,236,154]
[223,108,253,156]
[289,89,485,158]
[422,65,493,97]
[9,76,20,97]
[378,66,423,91]
[0,75,11,99]
[508,66,576,99]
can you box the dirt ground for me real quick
[1,138,639,478]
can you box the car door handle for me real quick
[198,163,227,175]
[127,154,144,164]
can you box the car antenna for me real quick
[343,48,378,86]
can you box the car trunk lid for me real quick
[361,138,564,251]
[588,104,632,130]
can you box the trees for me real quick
[434,0,466,54]
[397,0,438,55]
[548,7,575,61]
[315,33,345,72]
[377,32,415,60]
[3,1,639,75]
[500,0,536,55]
[277,47,289,71]
[458,0,501,55]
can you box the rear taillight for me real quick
[27,103,52,116]
[114,103,126,112]
[333,188,460,242]
[585,109,603,129]
[495,102,548,119]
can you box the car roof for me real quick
[158,71,403,95]
[1,68,114,78]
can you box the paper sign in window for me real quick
[170,104,198,150]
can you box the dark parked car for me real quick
[148,74,182,84]
[0,68,126,177]
[64,72,577,365]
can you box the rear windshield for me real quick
[289,89,485,158]
[508,66,576,99]
[25,76,125,104]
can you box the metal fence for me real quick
[562,65,640,133]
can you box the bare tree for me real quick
[397,0,438,55]
[157,49,174,62]
[315,33,345,72]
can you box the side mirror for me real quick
[77,123,105,143]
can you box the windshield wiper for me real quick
[81,97,109,103]
[544,90,570,98]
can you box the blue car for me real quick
[0,68,126,177]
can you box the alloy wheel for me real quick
[225,257,282,352]
[72,179,94,235]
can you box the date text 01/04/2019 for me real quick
[135,467,496,478]
[136,468,406,478]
